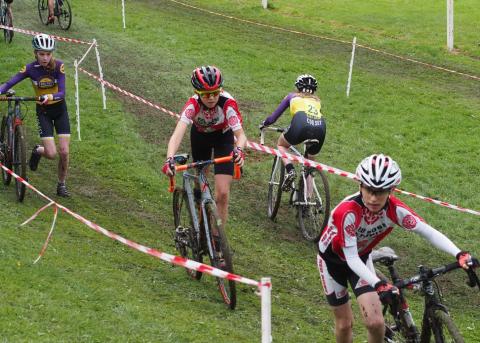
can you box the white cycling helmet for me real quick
[356,154,401,190]
[32,33,56,52]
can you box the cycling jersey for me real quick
[318,192,461,288]
[263,92,322,126]
[0,59,66,105]
[179,91,243,133]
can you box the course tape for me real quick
[77,68,480,217]
[0,24,94,45]
[167,0,480,82]
[0,162,265,288]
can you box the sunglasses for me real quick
[195,89,221,98]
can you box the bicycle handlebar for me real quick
[0,96,39,102]
[259,125,285,145]
[395,258,480,290]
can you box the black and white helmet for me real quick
[356,154,401,190]
[32,33,55,52]
[295,74,317,94]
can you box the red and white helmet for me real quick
[356,154,401,190]
[191,65,223,91]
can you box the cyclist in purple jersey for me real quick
[0,34,71,196]
[317,154,474,343]
[261,74,326,191]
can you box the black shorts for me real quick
[284,112,326,155]
[317,252,375,306]
[36,101,71,138]
[190,126,234,176]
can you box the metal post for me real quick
[122,0,126,29]
[447,0,454,51]
[74,59,81,141]
[346,36,357,97]
[93,39,107,110]
[261,277,272,343]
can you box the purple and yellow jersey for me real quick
[0,59,66,105]
[263,92,322,126]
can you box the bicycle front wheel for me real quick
[57,0,72,30]
[267,156,284,220]
[1,116,12,185]
[3,7,13,43]
[13,125,27,202]
[205,202,236,310]
[422,309,464,343]
[173,187,203,280]
[297,167,330,241]
[37,0,49,25]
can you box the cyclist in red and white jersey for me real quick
[317,154,473,343]
[162,65,247,227]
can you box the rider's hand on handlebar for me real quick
[456,251,473,270]
[162,157,176,176]
[39,94,51,105]
[375,281,399,305]
[232,147,245,168]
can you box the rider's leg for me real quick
[7,3,13,23]
[277,133,291,166]
[332,302,354,343]
[357,292,385,343]
[47,0,54,20]
[38,137,57,160]
[57,135,69,183]
[214,174,233,226]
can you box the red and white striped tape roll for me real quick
[76,68,480,217]
[0,25,94,45]
[0,162,266,288]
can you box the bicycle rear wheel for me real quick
[1,116,12,185]
[297,167,330,241]
[267,156,284,220]
[173,187,203,280]
[422,309,464,343]
[205,202,236,310]
[37,0,49,25]
[56,0,72,30]
[13,125,27,202]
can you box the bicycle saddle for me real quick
[372,246,399,263]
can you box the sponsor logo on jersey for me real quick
[184,108,195,119]
[228,115,239,127]
[363,207,382,224]
[60,64,65,74]
[20,66,27,73]
[355,278,370,288]
[38,77,55,89]
[345,223,356,237]
[402,214,417,230]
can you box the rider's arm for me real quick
[50,62,66,101]
[0,66,29,94]
[262,93,295,126]
[233,128,247,150]
[166,120,188,159]
[344,246,381,287]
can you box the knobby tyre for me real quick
[56,0,72,30]
[267,156,284,220]
[421,309,464,343]
[205,202,236,310]
[13,125,26,202]
[172,187,203,280]
[2,5,13,43]
[297,168,330,242]
[1,116,12,185]
[37,0,49,25]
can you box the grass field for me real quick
[1,0,479,341]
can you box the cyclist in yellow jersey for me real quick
[261,74,326,190]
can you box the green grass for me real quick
[1,0,479,341]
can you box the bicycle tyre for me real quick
[1,116,12,185]
[267,156,284,220]
[13,125,26,202]
[37,0,49,25]
[172,187,203,280]
[205,202,236,310]
[3,6,13,43]
[297,167,330,242]
[57,0,72,30]
[422,309,464,343]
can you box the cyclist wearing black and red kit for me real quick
[162,65,247,227]
[261,74,326,191]
[0,34,71,197]
[317,154,474,343]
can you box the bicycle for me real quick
[259,126,330,242]
[372,246,480,343]
[170,154,237,309]
[0,0,14,43]
[0,91,38,202]
[38,0,72,30]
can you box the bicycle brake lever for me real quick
[466,268,480,289]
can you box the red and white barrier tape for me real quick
[78,67,180,118]
[0,24,94,45]
[0,162,266,288]
[77,69,480,217]
[168,0,480,82]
